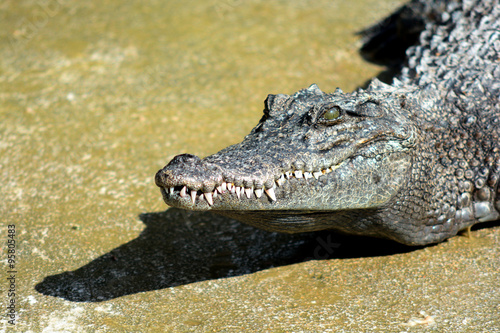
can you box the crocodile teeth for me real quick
[276,175,286,186]
[167,164,341,206]
[204,192,213,205]
[180,186,187,197]
[265,187,277,201]
[190,190,197,204]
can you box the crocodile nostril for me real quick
[167,154,202,167]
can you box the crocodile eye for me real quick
[323,107,340,120]
[321,105,342,122]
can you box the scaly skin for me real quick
[155,0,500,245]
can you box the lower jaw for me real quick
[160,169,347,211]
[161,187,273,211]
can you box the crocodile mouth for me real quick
[156,158,348,210]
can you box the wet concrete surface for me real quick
[1,0,499,332]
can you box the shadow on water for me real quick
[35,208,423,302]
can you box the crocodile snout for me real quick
[155,153,223,192]
[155,154,202,188]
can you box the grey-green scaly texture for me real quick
[155,0,500,245]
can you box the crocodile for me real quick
[155,0,500,246]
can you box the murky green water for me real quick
[2,0,499,332]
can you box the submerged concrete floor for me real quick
[1,0,499,332]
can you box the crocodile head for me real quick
[155,80,420,233]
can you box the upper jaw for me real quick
[155,157,339,210]
[155,143,412,212]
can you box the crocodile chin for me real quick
[155,81,418,231]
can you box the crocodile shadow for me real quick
[35,208,424,302]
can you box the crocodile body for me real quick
[155,0,500,246]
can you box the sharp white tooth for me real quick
[180,186,187,197]
[199,193,205,201]
[190,190,197,204]
[276,175,285,186]
[213,189,218,198]
[169,187,174,195]
[265,187,277,202]
[254,188,263,198]
[313,171,322,179]
[227,183,233,191]
[304,172,312,179]
[204,192,213,205]
[235,186,241,199]
[294,170,303,178]
[285,171,292,179]
[325,167,332,173]
[245,188,253,198]
[221,182,227,192]
[216,185,222,193]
